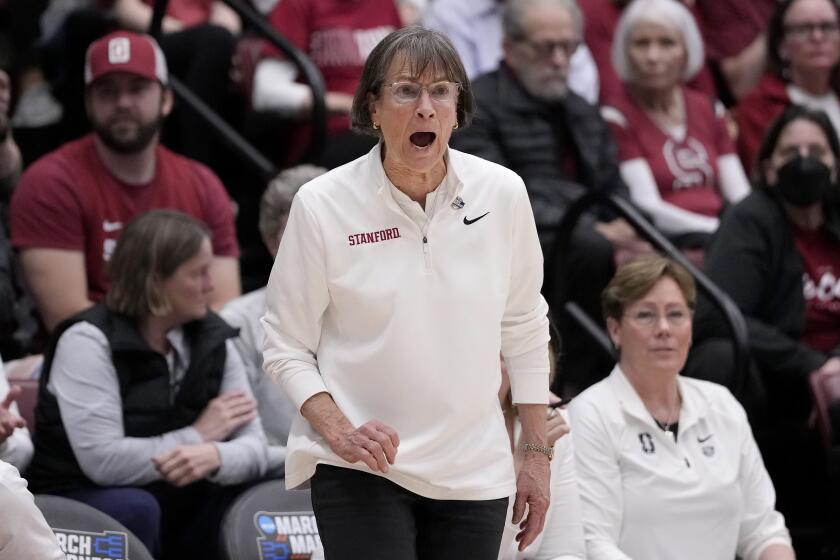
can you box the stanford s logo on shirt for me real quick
[663,138,714,191]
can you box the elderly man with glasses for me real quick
[454,0,649,394]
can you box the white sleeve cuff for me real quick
[253,58,312,114]
[506,344,550,405]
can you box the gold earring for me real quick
[373,122,380,130]
[453,122,459,130]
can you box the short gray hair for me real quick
[259,164,327,239]
[351,26,474,136]
[611,0,705,83]
[502,0,585,40]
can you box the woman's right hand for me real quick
[192,390,257,442]
[328,420,401,474]
[301,392,401,473]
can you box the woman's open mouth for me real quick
[410,131,436,149]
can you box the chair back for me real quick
[34,494,155,560]
[220,479,320,560]
[12,378,39,434]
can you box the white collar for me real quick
[366,141,465,205]
[606,365,709,433]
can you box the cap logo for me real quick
[108,37,131,64]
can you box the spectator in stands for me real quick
[110,0,241,166]
[0,460,65,560]
[423,0,600,103]
[570,255,794,560]
[10,31,241,332]
[497,341,586,559]
[0,70,21,199]
[263,26,551,559]
[601,0,750,247]
[578,0,717,104]
[0,357,33,471]
[693,0,775,102]
[452,0,649,392]
[253,0,402,168]
[221,164,326,477]
[692,105,840,423]
[736,0,840,171]
[27,209,267,560]
[0,68,27,354]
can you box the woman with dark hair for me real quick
[262,26,551,559]
[694,104,840,420]
[27,209,267,560]
[735,0,840,171]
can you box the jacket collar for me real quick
[365,141,465,206]
[109,310,236,355]
[606,365,709,433]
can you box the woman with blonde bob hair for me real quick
[28,209,267,560]
[569,255,794,560]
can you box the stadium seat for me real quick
[809,369,840,448]
[12,378,38,434]
[220,479,320,560]
[34,494,154,560]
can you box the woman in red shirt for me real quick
[601,0,750,248]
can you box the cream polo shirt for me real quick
[569,366,792,560]
[0,461,65,560]
[262,144,550,499]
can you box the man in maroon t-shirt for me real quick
[10,31,241,331]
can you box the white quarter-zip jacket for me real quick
[569,366,792,560]
[262,144,550,499]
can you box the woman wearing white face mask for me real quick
[692,104,840,421]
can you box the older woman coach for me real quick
[262,26,552,559]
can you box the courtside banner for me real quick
[52,528,129,560]
[254,510,322,560]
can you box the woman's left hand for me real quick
[512,454,551,551]
[153,443,221,487]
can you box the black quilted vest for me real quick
[28,303,236,494]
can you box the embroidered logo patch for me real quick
[348,227,401,246]
[108,37,131,64]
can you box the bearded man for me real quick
[11,31,240,331]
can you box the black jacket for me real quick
[695,188,840,378]
[452,64,630,230]
[28,303,237,494]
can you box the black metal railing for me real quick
[148,0,328,178]
[545,192,751,398]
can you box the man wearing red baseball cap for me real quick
[10,30,241,332]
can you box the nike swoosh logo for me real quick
[102,221,123,233]
[697,434,713,443]
[463,212,490,225]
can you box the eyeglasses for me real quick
[624,308,691,329]
[784,21,840,41]
[383,81,461,104]
[518,38,581,60]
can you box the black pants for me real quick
[311,465,509,560]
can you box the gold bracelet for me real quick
[523,442,554,460]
